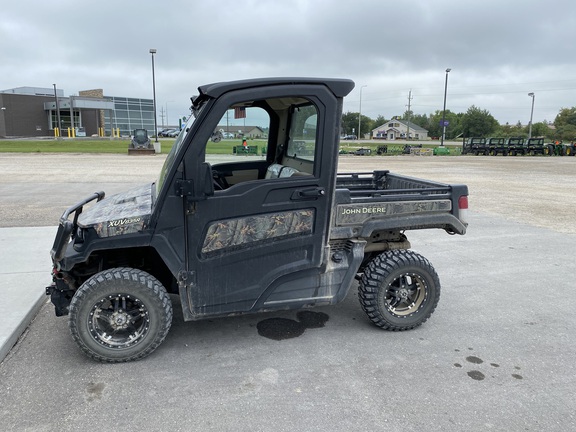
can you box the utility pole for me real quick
[406,90,412,141]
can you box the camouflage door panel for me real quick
[202,209,315,257]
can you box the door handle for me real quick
[291,187,325,200]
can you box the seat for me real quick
[265,163,297,179]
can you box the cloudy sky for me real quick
[2,0,575,127]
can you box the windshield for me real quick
[155,109,202,198]
[134,129,148,144]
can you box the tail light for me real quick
[458,195,469,225]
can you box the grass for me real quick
[0,138,267,155]
[0,139,148,154]
[0,138,461,155]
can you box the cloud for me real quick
[1,0,576,124]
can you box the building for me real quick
[101,94,155,137]
[0,86,154,138]
[371,119,429,140]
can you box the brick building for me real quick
[0,86,154,138]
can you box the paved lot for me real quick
[1,153,575,233]
[0,153,575,431]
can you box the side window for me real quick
[286,104,317,162]
[215,106,269,153]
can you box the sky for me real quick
[2,0,576,128]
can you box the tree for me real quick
[554,107,576,128]
[428,110,462,139]
[554,124,576,141]
[341,112,373,137]
[408,113,429,130]
[341,112,358,136]
[374,115,387,127]
[497,123,524,138]
[528,122,552,139]
[460,105,499,137]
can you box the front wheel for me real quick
[358,250,440,331]
[69,268,173,362]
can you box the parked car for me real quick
[342,135,357,140]
[222,132,235,139]
[158,129,173,137]
[354,147,372,155]
[167,129,181,137]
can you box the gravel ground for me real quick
[0,153,574,233]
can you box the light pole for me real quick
[52,84,62,139]
[528,92,535,139]
[149,48,159,147]
[358,85,367,140]
[440,68,451,146]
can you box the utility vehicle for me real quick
[47,78,469,362]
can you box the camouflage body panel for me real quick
[335,200,452,226]
[202,209,315,256]
[78,183,153,237]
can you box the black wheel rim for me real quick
[383,273,427,317]
[88,293,150,349]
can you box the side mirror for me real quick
[211,131,222,143]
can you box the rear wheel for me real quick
[69,268,173,362]
[358,250,441,331]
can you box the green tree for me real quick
[341,112,358,136]
[374,115,387,127]
[528,122,552,139]
[408,113,430,130]
[360,114,374,138]
[554,124,576,141]
[461,105,499,137]
[341,112,373,137]
[554,107,576,127]
[428,110,462,140]
[497,123,524,138]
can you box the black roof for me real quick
[197,77,355,99]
